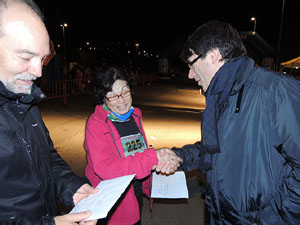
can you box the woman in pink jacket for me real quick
[84,66,181,225]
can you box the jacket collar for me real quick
[230,56,255,95]
[0,81,45,106]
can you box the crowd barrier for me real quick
[133,73,156,86]
[36,73,156,104]
[36,78,92,104]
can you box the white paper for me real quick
[70,174,135,221]
[151,171,189,199]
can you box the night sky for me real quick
[35,0,300,61]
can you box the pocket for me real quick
[257,205,285,225]
[0,215,16,223]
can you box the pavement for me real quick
[39,81,206,225]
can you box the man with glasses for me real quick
[167,20,300,224]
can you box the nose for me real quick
[188,69,196,80]
[28,59,43,77]
[118,96,125,103]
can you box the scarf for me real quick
[103,104,134,122]
[200,56,246,171]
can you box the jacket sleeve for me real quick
[172,141,204,171]
[0,216,55,225]
[259,78,300,224]
[45,128,87,207]
[85,116,158,181]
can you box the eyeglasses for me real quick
[105,90,131,102]
[188,54,202,67]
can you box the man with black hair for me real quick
[167,20,300,224]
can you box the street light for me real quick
[135,43,140,55]
[60,23,68,65]
[251,17,256,34]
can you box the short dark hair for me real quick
[180,20,247,63]
[94,66,133,105]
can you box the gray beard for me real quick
[4,74,37,94]
[6,83,33,94]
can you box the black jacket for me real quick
[174,57,300,224]
[0,82,87,224]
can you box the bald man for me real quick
[0,1,98,224]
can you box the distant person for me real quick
[163,20,300,224]
[84,66,182,225]
[0,0,98,224]
[75,67,85,92]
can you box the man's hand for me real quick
[73,184,98,205]
[56,184,99,225]
[54,211,97,225]
[154,148,183,174]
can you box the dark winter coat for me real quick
[0,82,87,224]
[174,57,300,224]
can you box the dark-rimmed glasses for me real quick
[105,90,131,102]
[188,54,202,67]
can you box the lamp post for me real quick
[60,23,68,66]
[251,17,256,34]
[276,0,286,71]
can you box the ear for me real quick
[188,48,196,55]
[209,48,222,64]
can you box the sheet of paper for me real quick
[151,171,189,199]
[70,174,135,221]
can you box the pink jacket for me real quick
[84,105,158,225]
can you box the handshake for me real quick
[153,148,183,174]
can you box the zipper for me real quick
[21,130,50,214]
[235,84,245,113]
[21,136,41,186]
[108,124,122,157]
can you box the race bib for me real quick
[121,133,147,157]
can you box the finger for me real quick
[163,149,176,155]
[165,157,180,167]
[170,158,181,167]
[80,219,98,225]
[159,161,169,172]
[155,160,162,171]
[161,162,172,174]
[89,187,99,194]
[168,161,179,172]
[171,160,180,168]
[164,153,181,163]
[168,159,179,165]
[169,163,177,172]
[164,166,171,174]
[69,211,92,222]
[155,162,162,172]
[82,184,98,194]
[168,154,182,162]
[156,160,167,172]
